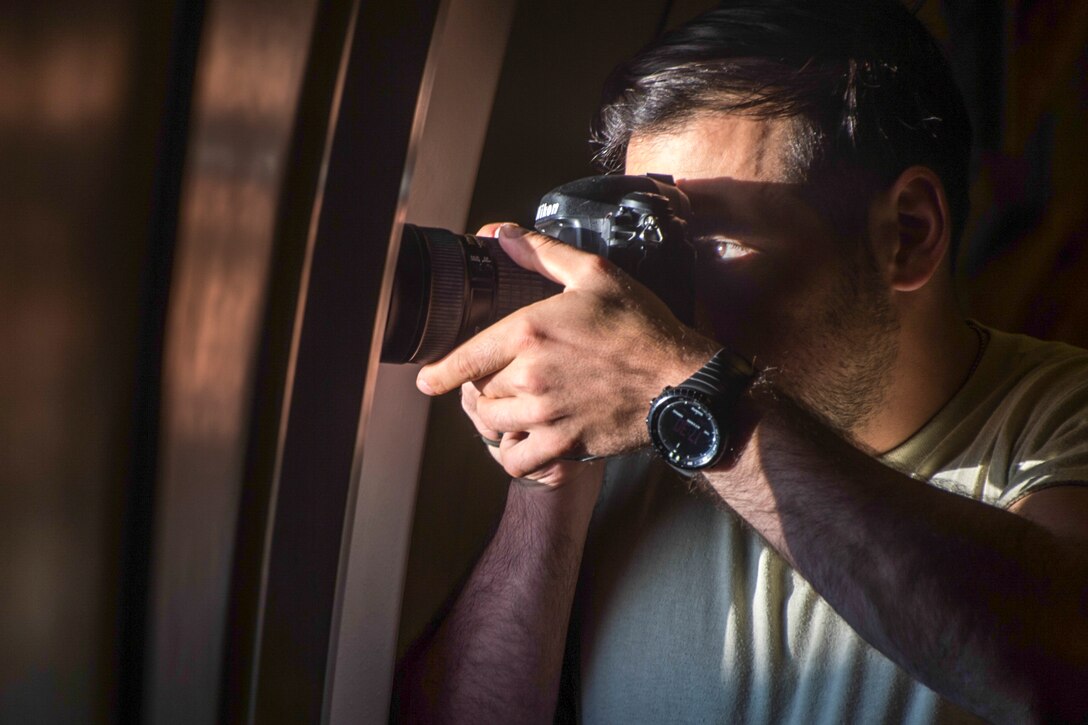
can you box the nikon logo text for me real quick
[536,202,559,220]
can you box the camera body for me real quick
[381,174,696,364]
[533,173,695,326]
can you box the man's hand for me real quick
[459,375,603,488]
[416,223,719,484]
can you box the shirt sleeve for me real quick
[997,360,1088,508]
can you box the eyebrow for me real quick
[683,178,812,240]
[686,214,757,239]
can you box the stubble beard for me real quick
[772,247,900,441]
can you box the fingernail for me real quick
[496,223,525,240]
[416,376,434,395]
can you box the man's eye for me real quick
[704,238,753,261]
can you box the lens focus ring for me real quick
[489,237,561,319]
[413,233,466,364]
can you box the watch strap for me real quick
[679,348,755,400]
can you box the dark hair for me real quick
[593,0,972,248]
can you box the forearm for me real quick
[396,466,602,724]
[707,386,1088,722]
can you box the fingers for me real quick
[468,380,583,481]
[461,383,504,466]
[419,222,637,487]
[416,223,624,397]
[475,222,513,237]
[417,316,521,395]
[474,392,559,434]
[498,427,579,481]
[418,293,562,396]
[460,383,502,441]
[494,224,617,290]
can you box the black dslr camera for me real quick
[381,174,695,364]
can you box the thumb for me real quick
[495,224,611,289]
[475,221,515,237]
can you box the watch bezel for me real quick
[647,386,725,471]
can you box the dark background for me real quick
[1,0,1084,721]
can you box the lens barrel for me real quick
[381,224,560,364]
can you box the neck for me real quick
[854,294,979,455]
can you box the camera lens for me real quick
[381,224,561,364]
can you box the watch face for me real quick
[653,396,721,469]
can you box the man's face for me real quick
[626,113,899,435]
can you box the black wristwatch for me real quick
[647,348,755,472]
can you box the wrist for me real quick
[703,372,772,473]
[647,346,756,473]
[666,333,724,387]
[510,462,604,515]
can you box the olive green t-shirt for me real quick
[573,326,1088,723]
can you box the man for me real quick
[397,1,1088,722]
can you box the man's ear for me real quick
[883,165,951,292]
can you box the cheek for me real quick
[693,256,839,359]
[695,262,778,354]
